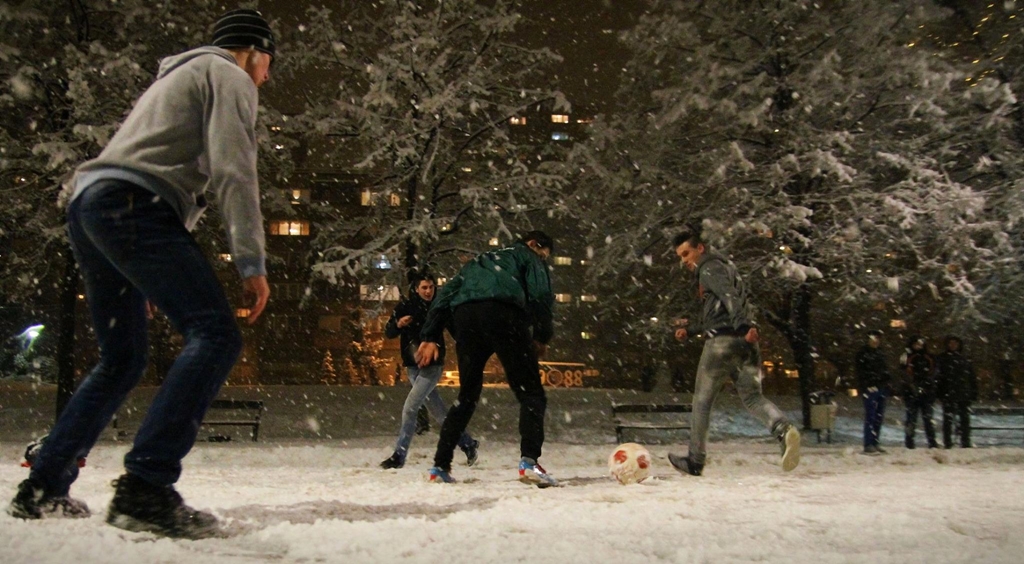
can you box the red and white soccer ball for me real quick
[608,442,652,485]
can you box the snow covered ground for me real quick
[2,441,1024,563]
[2,384,1024,563]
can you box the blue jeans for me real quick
[30,180,241,494]
[862,390,886,447]
[393,364,473,459]
[688,336,788,465]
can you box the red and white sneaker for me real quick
[518,458,559,488]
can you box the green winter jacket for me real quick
[420,242,554,344]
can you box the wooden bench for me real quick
[201,399,265,442]
[612,403,692,444]
[969,406,1024,443]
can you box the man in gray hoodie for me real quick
[8,8,275,539]
[666,226,800,476]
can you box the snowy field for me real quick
[3,384,1024,562]
[2,440,1024,563]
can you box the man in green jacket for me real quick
[416,231,557,487]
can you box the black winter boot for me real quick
[106,473,221,539]
[8,477,90,520]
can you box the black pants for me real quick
[942,400,972,448]
[904,395,938,448]
[433,301,546,470]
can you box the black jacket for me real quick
[936,338,978,403]
[855,345,890,393]
[384,294,445,367]
[902,349,937,399]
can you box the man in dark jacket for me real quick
[855,330,891,455]
[379,274,478,469]
[666,227,800,477]
[416,231,556,487]
[936,336,978,448]
[901,336,939,449]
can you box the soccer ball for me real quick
[608,442,652,485]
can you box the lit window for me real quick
[489,237,500,246]
[436,277,448,286]
[236,308,251,318]
[218,254,233,262]
[890,319,907,328]
[551,132,569,141]
[287,189,311,204]
[581,332,595,340]
[554,294,572,303]
[461,167,473,173]
[551,114,569,123]
[580,295,597,302]
[389,193,401,206]
[785,369,799,379]
[359,284,401,301]
[552,256,572,266]
[575,117,593,124]
[509,116,527,125]
[269,220,310,236]
[361,189,376,206]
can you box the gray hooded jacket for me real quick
[688,251,756,336]
[69,46,265,278]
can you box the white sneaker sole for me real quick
[781,427,801,472]
[519,472,559,488]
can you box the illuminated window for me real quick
[575,117,593,124]
[236,308,251,318]
[551,114,569,123]
[551,132,569,141]
[489,237,500,246]
[552,256,572,266]
[554,293,572,303]
[389,193,401,206]
[784,369,799,379]
[890,319,907,328]
[580,295,597,302]
[319,315,342,332]
[509,116,527,125]
[436,277,448,286]
[581,332,595,340]
[359,284,401,301]
[269,220,310,236]
[218,253,233,262]
[286,189,311,204]
[361,190,376,206]
[461,167,473,173]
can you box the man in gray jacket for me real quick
[667,227,800,476]
[8,8,274,539]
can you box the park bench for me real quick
[968,406,1024,443]
[200,399,266,442]
[612,402,692,444]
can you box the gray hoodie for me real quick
[688,251,756,336]
[69,46,265,278]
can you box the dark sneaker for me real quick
[779,424,801,472]
[380,453,405,469]
[427,467,456,484]
[668,453,703,476]
[106,474,221,539]
[8,478,90,520]
[518,458,559,488]
[461,439,479,467]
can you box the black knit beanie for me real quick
[212,8,276,59]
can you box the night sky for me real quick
[262,0,643,116]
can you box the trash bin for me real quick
[808,391,838,444]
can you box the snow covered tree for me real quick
[280,0,572,289]
[570,0,1023,424]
